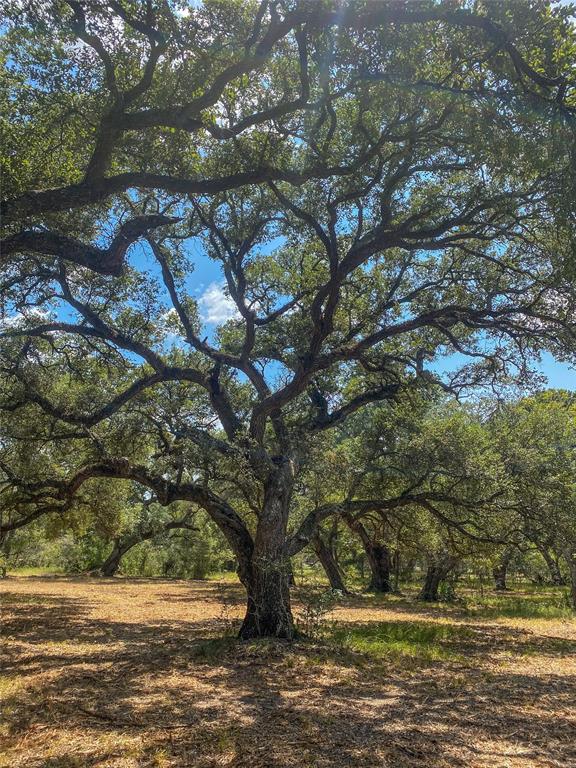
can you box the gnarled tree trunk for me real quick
[538,544,566,586]
[94,517,197,577]
[312,531,348,593]
[418,554,458,601]
[99,539,128,576]
[344,513,392,593]
[493,546,514,591]
[238,468,296,639]
[95,532,146,576]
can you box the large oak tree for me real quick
[1,0,575,637]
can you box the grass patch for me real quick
[6,566,65,577]
[0,675,23,698]
[330,620,471,663]
[192,636,238,661]
[206,570,241,582]
[462,592,574,620]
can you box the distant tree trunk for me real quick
[97,532,149,576]
[401,557,417,583]
[287,559,295,586]
[365,542,392,592]
[538,544,566,586]
[344,513,392,593]
[94,518,197,577]
[392,550,401,592]
[312,531,348,593]
[493,546,514,591]
[564,548,576,611]
[0,531,11,577]
[418,554,458,601]
[492,563,508,591]
[99,540,126,576]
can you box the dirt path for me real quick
[1,578,575,768]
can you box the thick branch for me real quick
[2,215,179,275]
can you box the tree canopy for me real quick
[1,0,575,637]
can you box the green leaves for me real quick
[1,2,575,596]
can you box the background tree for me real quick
[491,390,576,608]
[92,494,199,577]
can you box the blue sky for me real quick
[535,353,575,390]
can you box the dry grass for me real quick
[1,577,575,768]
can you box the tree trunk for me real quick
[392,549,401,592]
[418,555,457,601]
[238,554,295,639]
[99,540,126,576]
[238,470,296,639]
[538,544,566,586]
[312,531,348,593]
[493,546,514,591]
[401,557,417,583]
[565,549,576,611]
[94,518,197,577]
[343,513,392,593]
[366,542,392,593]
[287,559,295,586]
[95,531,150,576]
[492,563,508,591]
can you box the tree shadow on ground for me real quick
[2,583,575,768]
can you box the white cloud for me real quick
[160,307,180,325]
[0,308,50,329]
[198,283,239,325]
[175,1,203,17]
[158,307,183,345]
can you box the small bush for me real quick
[438,580,459,603]
[297,586,341,638]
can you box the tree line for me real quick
[3,388,576,610]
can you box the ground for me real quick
[1,577,575,768]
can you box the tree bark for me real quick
[238,469,296,639]
[418,554,458,601]
[538,544,566,586]
[493,546,514,591]
[99,540,128,576]
[565,549,576,611]
[343,513,392,593]
[312,531,348,593]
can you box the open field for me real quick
[1,578,575,768]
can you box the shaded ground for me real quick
[1,578,575,768]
